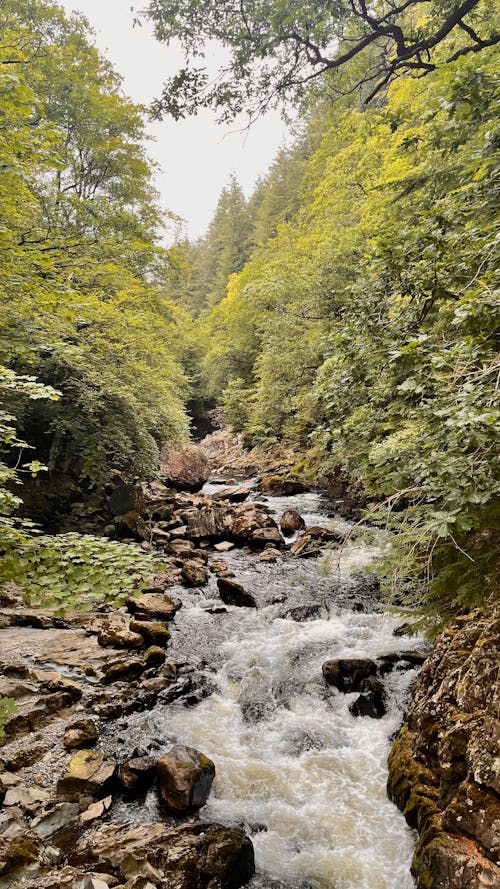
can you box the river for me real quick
[104,484,420,889]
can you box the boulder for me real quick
[126,592,181,622]
[57,749,115,796]
[279,509,305,535]
[157,745,215,811]
[63,718,99,749]
[251,527,284,547]
[349,677,386,719]
[161,444,210,492]
[79,795,113,826]
[97,622,144,650]
[129,619,171,647]
[217,578,257,608]
[113,511,149,540]
[322,658,378,692]
[118,756,156,795]
[259,547,279,562]
[181,563,209,587]
[260,476,305,496]
[143,645,166,666]
[101,657,146,684]
[31,801,79,838]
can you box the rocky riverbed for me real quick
[0,441,497,889]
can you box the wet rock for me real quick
[101,657,146,684]
[14,867,119,888]
[143,645,166,666]
[0,808,42,879]
[113,511,149,540]
[57,749,115,796]
[64,718,99,749]
[118,756,156,794]
[129,618,171,647]
[150,526,171,546]
[279,509,305,535]
[209,559,231,577]
[217,578,257,608]
[161,444,210,492]
[260,476,305,496]
[75,820,254,889]
[349,677,386,719]
[167,538,197,557]
[322,657,378,692]
[377,650,428,673]
[181,562,209,587]
[387,606,500,889]
[126,592,181,622]
[251,527,284,547]
[284,603,321,622]
[37,672,83,702]
[466,716,500,794]
[97,622,144,650]
[442,780,500,862]
[157,745,215,812]
[291,525,344,558]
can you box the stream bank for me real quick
[1,438,496,889]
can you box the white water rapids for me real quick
[112,488,420,889]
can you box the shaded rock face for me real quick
[73,820,255,889]
[157,745,215,812]
[387,606,500,889]
[217,578,257,609]
[161,444,210,492]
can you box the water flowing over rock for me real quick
[387,606,500,889]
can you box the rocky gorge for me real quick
[0,434,498,889]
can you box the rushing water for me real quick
[108,487,419,889]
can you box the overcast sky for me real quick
[59,0,288,240]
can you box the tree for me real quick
[144,0,499,119]
[0,0,191,483]
[201,43,500,627]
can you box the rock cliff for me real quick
[388,606,499,889]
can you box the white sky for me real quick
[59,0,289,240]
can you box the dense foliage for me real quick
[0,1,189,609]
[173,46,499,626]
[0,0,191,484]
